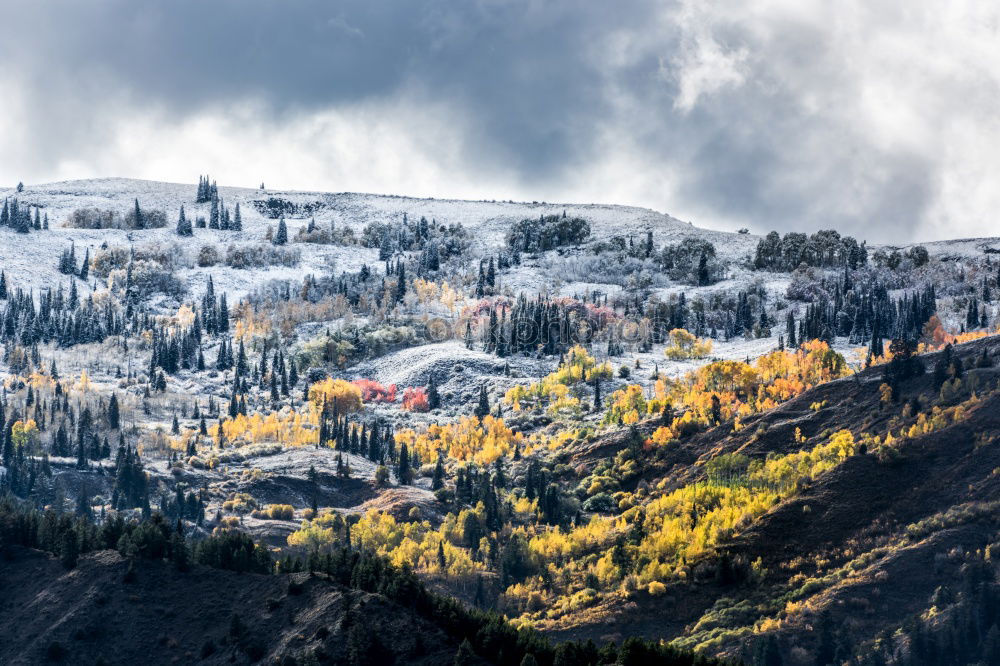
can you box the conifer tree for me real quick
[427,376,440,410]
[108,393,120,429]
[274,217,288,245]
[176,205,193,236]
[474,385,490,419]
[78,248,89,280]
[397,443,412,484]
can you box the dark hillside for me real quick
[547,337,1000,664]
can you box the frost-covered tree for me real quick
[274,217,288,245]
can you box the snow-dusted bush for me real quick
[124,206,168,230]
[91,243,188,278]
[224,243,300,269]
[294,220,357,245]
[64,206,166,230]
[785,266,831,303]
[197,244,220,267]
[65,208,123,229]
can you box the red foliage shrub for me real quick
[351,379,397,403]
[402,387,430,412]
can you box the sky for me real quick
[1,0,999,243]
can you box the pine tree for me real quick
[15,208,29,233]
[108,393,120,429]
[427,376,441,410]
[176,205,193,236]
[474,385,490,419]
[78,248,90,280]
[432,453,445,490]
[394,262,407,303]
[274,218,288,245]
[132,199,144,229]
[397,443,412,484]
[60,529,79,569]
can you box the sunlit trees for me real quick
[394,415,525,466]
[308,378,363,413]
[505,346,611,414]
[662,328,713,360]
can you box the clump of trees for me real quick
[505,213,590,253]
[754,229,867,271]
[224,243,300,269]
[65,200,167,230]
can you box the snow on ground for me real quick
[0,177,758,305]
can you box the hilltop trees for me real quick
[196,175,218,203]
[754,229,868,271]
[505,213,590,253]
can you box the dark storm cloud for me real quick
[1,0,997,241]
[2,0,657,178]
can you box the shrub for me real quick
[225,243,300,269]
[65,207,123,229]
[253,504,294,520]
[65,206,167,230]
[402,386,430,412]
[125,206,168,230]
[351,379,396,403]
[582,492,616,513]
[197,244,220,267]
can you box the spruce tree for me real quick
[474,385,490,419]
[176,205,193,236]
[274,218,288,245]
[108,393,120,429]
[427,376,440,410]
[432,454,445,490]
[132,199,144,229]
[397,443,412,484]
[78,249,90,281]
[60,529,79,569]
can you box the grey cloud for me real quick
[1,1,997,242]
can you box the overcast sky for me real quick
[1,1,998,242]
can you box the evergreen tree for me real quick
[132,198,144,229]
[108,393,120,429]
[274,218,288,245]
[176,205,193,236]
[78,248,90,281]
[427,376,441,410]
[474,385,490,419]
[60,529,79,569]
[397,443,412,484]
[432,453,445,490]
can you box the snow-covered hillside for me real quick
[0,177,758,303]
